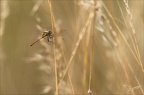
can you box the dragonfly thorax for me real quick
[42,30,52,37]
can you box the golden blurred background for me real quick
[0,0,144,95]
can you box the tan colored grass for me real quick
[1,0,144,95]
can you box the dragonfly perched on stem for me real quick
[29,30,53,47]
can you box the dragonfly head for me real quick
[47,30,52,35]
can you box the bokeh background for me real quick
[0,0,144,95]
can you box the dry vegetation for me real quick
[0,0,144,95]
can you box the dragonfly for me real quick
[29,30,53,47]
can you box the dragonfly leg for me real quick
[49,34,53,38]
[47,36,53,43]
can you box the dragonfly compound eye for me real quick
[48,30,52,34]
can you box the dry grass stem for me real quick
[1,0,144,94]
[47,0,58,94]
